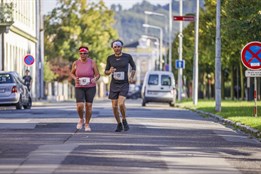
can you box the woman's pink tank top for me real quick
[75,58,96,88]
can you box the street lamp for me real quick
[141,35,160,70]
[142,24,163,71]
[144,11,167,32]
[144,10,172,71]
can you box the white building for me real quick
[0,0,44,99]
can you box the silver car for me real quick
[0,71,32,109]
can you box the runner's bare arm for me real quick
[70,61,77,80]
[92,60,100,82]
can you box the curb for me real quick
[176,104,261,139]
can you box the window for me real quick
[148,75,158,85]
[161,75,171,86]
[0,74,14,84]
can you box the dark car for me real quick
[127,84,141,99]
[0,71,32,109]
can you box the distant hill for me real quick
[110,0,205,45]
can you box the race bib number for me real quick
[113,72,124,80]
[79,77,90,85]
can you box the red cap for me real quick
[79,48,88,53]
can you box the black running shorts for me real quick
[75,87,96,103]
[109,82,129,99]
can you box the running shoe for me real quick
[76,119,84,129]
[85,125,91,132]
[115,123,123,132]
[122,119,129,131]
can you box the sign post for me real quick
[241,41,261,117]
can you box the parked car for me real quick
[141,70,176,107]
[0,71,32,109]
[127,84,141,99]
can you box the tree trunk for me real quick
[230,66,234,99]
[221,69,225,99]
[240,63,244,100]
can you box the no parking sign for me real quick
[24,54,35,66]
[241,41,261,70]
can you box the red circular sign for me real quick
[24,54,35,66]
[241,41,261,70]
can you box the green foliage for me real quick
[0,2,14,23]
[179,99,261,132]
[44,0,118,72]
[44,61,58,83]
[172,0,261,99]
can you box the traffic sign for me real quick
[175,60,185,69]
[245,70,261,77]
[241,41,261,70]
[173,16,195,21]
[24,54,35,66]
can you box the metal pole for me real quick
[160,28,163,71]
[40,0,44,99]
[178,0,183,101]
[193,0,199,105]
[215,0,221,112]
[168,0,172,72]
[254,77,257,117]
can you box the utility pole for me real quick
[193,0,199,105]
[215,0,221,112]
[168,0,172,72]
[177,0,183,101]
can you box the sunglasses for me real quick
[113,46,121,49]
[80,52,88,55]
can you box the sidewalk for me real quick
[176,104,261,140]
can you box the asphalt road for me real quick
[0,99,260,174]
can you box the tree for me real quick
[44,0,118,81]
[44,61,58,83]
[223,0,261,99]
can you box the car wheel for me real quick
[142,99,146,107]
[24,97,32,109]
[16,96,23,110]
[169,102,175,107]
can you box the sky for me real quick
[42,0,170,14]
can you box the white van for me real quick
[141,71,176,107]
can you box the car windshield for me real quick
[148,74,159,85]
[161,75,171,86]
[0,74,14,84]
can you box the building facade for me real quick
[0,0,44,99]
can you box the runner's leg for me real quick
[85,103,92,125]
[118,95,126,119]
[111,99,121,123]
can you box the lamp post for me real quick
[144,10,172,71]
[142,24,163,71]
[169,0,172,72]
[141,35,160,70]
[177,0,183,101]
[193,0,199,105]
[215,0,221,112]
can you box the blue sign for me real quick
[175,60,185,69]
[24,54,35,66]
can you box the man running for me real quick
[105,40,136,132]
